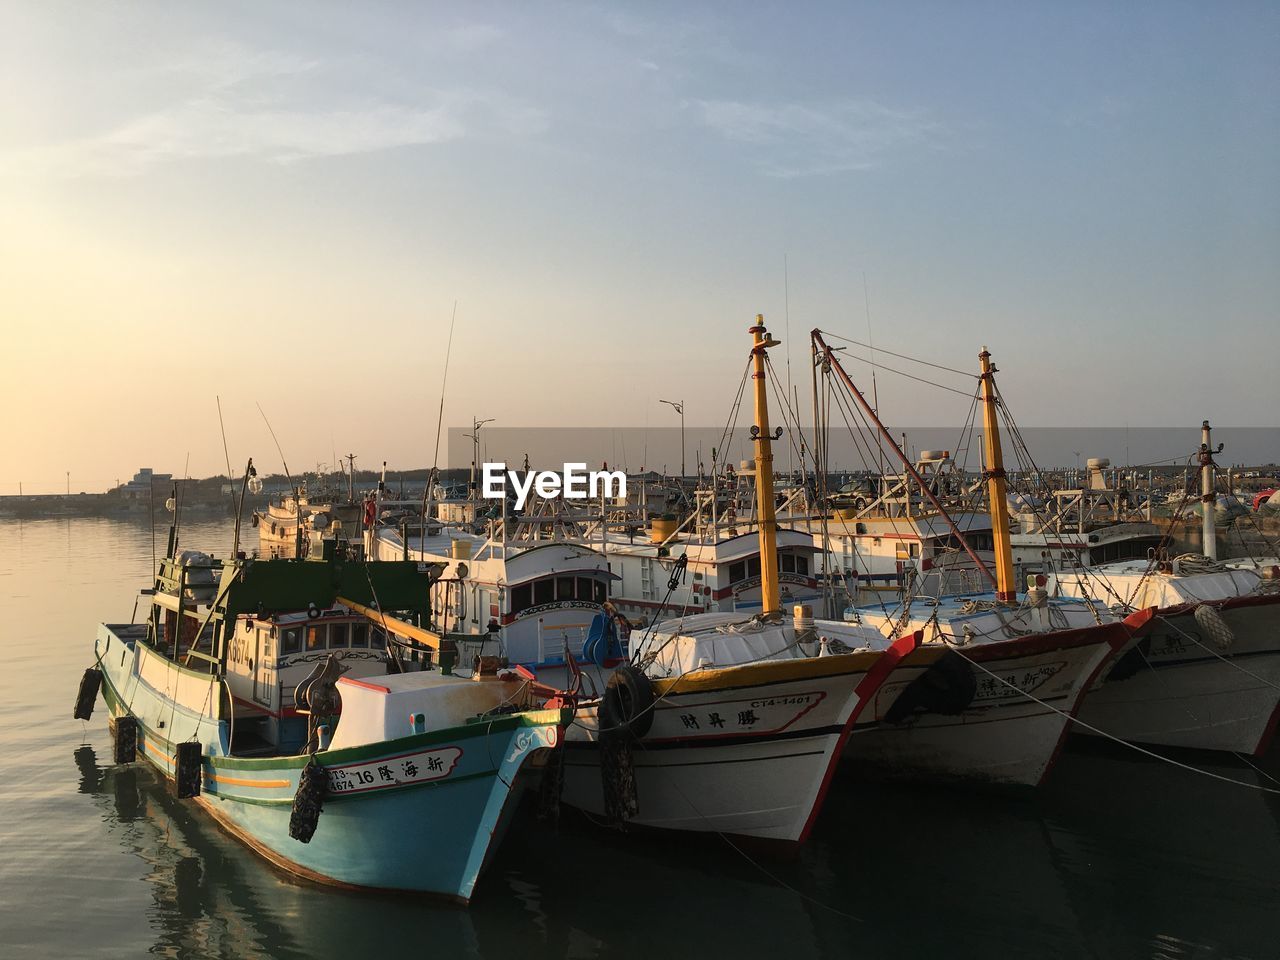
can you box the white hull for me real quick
[559,659,892,841]
[1079,597,1280,755]
[845,623,1130,786]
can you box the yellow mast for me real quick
[750,315,782,616]
[978,346,1017,602]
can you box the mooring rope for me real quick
[942,641,1280,795]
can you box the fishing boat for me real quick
[1052,422,1280,755]
[367,519,616,670]
[552,318,922,841]
[74,476,569,903]
[1008,457,1164,575]
[598,525,823,622]
[254,482,360,560]
[803,450,997,597]
[809,333,1152,786]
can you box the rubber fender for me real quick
[600,736,640,824]
[111,715,138,765]
[1105,636,1152,683]
[599,665,656,741]
[74,668,102,721]
[174,741,203,799]
[1193,604,1234,651]
[289,759,328,843]
[883,651,977,724]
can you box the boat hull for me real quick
[845,621,1132,786]
[558,644,914,842]
[1079,595,1280,755]
[96,631,558,902]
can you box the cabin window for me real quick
[330,623,350,648]
[512,583,532,614]
[781,553,796,573]
[282,627,302,655]
[748,557,761,578]
[557,577,576,601]
[796,555,809,576]
[534,578,554,606]
[729,561,747,583]
[306,624,326,650]
[592,579,606,604]
[351,623,369,647]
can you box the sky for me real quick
[2,1,1277,492]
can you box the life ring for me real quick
[599,665,655,740]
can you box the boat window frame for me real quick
[281,626,302,655]
[350,623,369,648]
[305,623,327,651]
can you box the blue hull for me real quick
[96,627,562,902]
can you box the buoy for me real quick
[289,759,328,843]
[175,741,203,799]
[73,668,103,721]
[111,716,138,764]
[1193,604,1234,650]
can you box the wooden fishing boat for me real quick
[76,486,568,903]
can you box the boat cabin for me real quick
[368,526,614,668]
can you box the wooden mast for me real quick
[978,346,1017,602]
[750,315,782,616]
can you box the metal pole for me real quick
[1200,420,1218,560]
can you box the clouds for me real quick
[1,35,546,178]
[690,98,946,178]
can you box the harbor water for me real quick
[3,517,1279,959]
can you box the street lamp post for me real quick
[659,399,685,478]
[467,417,495,496]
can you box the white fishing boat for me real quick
[1050,425,1280,755]
[553,318,922,841]
[1009,457,1164,575]
[598,526,822,623]
[810,333,1152,786]
[254,484,359,560]
[367,521,616,670]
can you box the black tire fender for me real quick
[599,665,656,741]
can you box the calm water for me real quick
[3,517,1280,959]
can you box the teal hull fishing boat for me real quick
[76,482,570,903]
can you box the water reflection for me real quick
[15,517,1280,960]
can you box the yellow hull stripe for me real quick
[142,735,291,788]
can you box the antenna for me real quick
[863,271,884,477]
[784,254,794,479]
[423,301,459,531]
[217,396,236,515]
[256,402,296,493]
